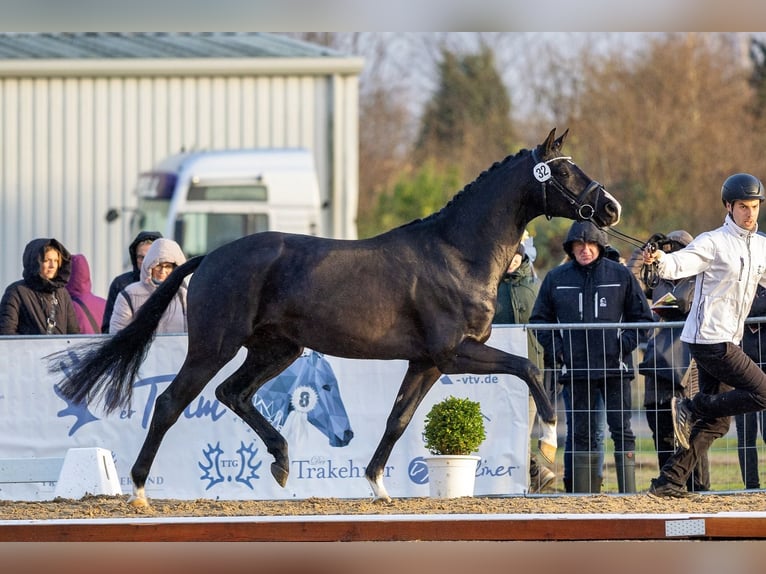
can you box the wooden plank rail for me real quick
[1,513,765,542]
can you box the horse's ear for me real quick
[542,128,557,153]
[553,128,569,151]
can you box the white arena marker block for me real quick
[53,447,122,499]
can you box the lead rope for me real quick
[602,227,661,288]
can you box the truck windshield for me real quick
[179,212,269,256]
[132,198,169,237]
[134,192,271,257]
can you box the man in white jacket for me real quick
[643,173,766,497]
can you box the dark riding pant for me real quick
[659,342,766,488]
[644,380,709,491]
[691,342,766,416]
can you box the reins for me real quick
[530,147,660,284]
[602,226,662,288]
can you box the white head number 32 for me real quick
[533,162,552,182]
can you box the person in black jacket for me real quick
[101,230,162,333]
[530,221,653,493]
[0,237,80,335]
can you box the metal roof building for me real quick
[0,32,362,297]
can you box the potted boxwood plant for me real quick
[422,395,486,498]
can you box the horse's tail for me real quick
[48,255,205,413]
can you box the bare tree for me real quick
[562,33,759,239]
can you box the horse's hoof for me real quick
[366,476,392,503]
[271,462,289,487]
[128,495,150,508]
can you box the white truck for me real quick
[108,148,323,257]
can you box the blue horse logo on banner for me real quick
[254,350,353,447]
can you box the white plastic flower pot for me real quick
[424,455,480,498]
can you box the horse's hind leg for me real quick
[214,340,302,487]
[366,361,441,502]
[129,354,233,507]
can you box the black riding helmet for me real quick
[563,220,608,259]
[721,173,765,206]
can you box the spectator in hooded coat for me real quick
[0,238,80,335]
[65,253,107,334]
[109,238,187,334]
[101,230,162,333]
[530,221,653,494]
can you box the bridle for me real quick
[531,148,662,283]
[531,148,604,221]
[530,148,663,283]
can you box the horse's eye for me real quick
[322,384,331,391]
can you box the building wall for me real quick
[0,64,359,298]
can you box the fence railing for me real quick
[506,318,766,493]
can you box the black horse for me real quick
[50,128,620,506]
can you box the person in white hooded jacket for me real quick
[643,173,766,497]
[109,238,188,334]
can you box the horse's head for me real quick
[300,354,354,447]
[532,128,621,228]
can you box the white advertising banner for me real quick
[0,327,529,501]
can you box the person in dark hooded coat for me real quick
[530,221,653,494]
[101,230,162,333]
[0,237,80,335]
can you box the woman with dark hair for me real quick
[0,238,80,335]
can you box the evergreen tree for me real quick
[415,46,518,180]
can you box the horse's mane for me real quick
[394,147,532,230]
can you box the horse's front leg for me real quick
[440,339,556,423]
[365,362,442,502]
